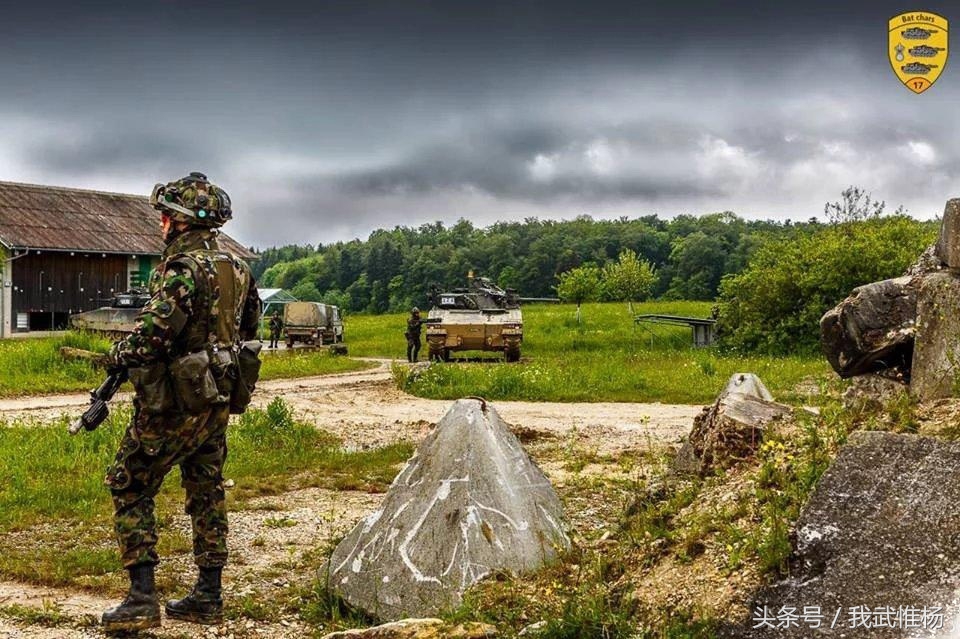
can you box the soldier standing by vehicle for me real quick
[268,310,283,349]
[405,307,422,362]
[100,172,261,633]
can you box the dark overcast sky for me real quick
[0,1,957,247]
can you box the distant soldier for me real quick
[268,310,283,349]
[101,172,261,632]
[405,307,422,363]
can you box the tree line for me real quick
[251,189,938,355]
[252,212,816,315]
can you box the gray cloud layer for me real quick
[0,0,957,246]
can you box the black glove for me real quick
[106,363,129,382]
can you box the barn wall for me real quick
[1,257,11,337]
[12,252,133,316]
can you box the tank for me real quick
[424,273,558,362]
[901,61,937,74]
[909,45,943,57]
[69,289,152,339]
[902,27,935,40]
[283,301,344,347]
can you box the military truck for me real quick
[283,301,344,347]
[69,289,152,339]
[425,274,557,362]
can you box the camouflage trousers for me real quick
[406,335,421,362]
[105,401,231,569]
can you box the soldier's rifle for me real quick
[69,367,128,435]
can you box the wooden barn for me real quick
[0,181,255,337]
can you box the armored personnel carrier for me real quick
[425,273,557,362]
[69,289,152,339]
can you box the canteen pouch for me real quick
[128,362,175,415]
[209,348,235,403]
[169,349,219,414]
[230,340,262,414]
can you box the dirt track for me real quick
[0,359,703,637]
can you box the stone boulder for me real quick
[675,374,791,475]
[820,276,919,379]
[936,198,960,268]
[326,398,571,621]
[840,373,908,413]
[911,271,960,402]
[728,431,960,637]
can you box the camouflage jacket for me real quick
[111,229,261,368]
[268,316,283,333]
[406,316,422,338]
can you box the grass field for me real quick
[0,332,373,398]
[344,301,830,405]
[0,398,412,588]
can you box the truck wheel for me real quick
[505,348,521,363]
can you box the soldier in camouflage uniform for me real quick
[101,172,261,633]
[405,307,422,362]
[268,310,283,348]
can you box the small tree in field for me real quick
[602,249,656,314]
[556,264,602,324]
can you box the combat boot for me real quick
[165,566,223,624]
[101,563,161,633]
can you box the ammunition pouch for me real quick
[229,341,262,415]
[169,350,220,414]
[128,362,175,415]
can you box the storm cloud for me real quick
[0,0,957,246]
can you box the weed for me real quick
[227,593,278,622]
[264,517,298,529]
[0,601,69,627]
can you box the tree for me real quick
[824,186,899,224]
[716,214,935,353]
[556,264,602,324]
[602,249,657,313]
[290,280,323,302]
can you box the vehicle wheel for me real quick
[505,348,520,363]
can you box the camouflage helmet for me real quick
[150,172,232,228]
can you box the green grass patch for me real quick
[0,331,372,398]
[0,332,110,397]
[258,348,375,380]
[0,397,411,587]
[346,301,829,404]
[0,601,70,627]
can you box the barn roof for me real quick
[0,180,256,259]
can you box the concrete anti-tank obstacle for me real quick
[326,398,571,621]
[674,373,791,475]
